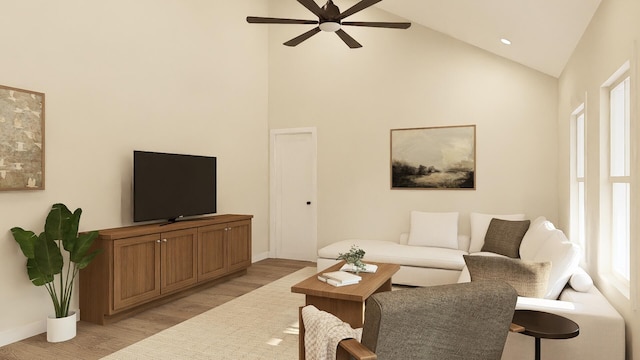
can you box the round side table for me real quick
[512,310,579,360]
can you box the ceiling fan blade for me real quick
[247,16,318,25]
[284,27,322,47]
[297,0,325,18]
[337,0,382,20]
[342,21,411,29]
[335,29,362,48]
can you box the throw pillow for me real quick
[407,211,459,249]
[481,218,531,258]
[456,252,506,283]
[569,267,593,292]
[469,213,526,253]
[463,255,551,298]
[532,230,580,299]
[519,216,556,260]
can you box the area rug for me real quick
[101,267,316,360]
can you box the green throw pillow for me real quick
[481,218,531,258]
[463,255,551,298]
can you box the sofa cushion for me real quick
[469,213,526,253]
[463,255,551,298]
[533,230,580,299]
[318,239,467,270]
[401,233,470,252]
[519,216,556,260]
[399,232,409,245]
[481,218,531,258]
[408,211,459,249]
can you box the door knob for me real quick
[306,201,311,205]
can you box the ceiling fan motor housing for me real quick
[322,0,341,19]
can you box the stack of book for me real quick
[318,271,362,287]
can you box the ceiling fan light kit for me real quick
[319,21,341,32]
[247,0,411,48]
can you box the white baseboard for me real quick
[0,308,80,347]
[252,251,269,263]
[0,319,45,347]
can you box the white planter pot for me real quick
[46,311,76,343]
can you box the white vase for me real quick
[46,311,76,343]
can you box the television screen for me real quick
[133,151,217,223]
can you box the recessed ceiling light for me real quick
[500,38,512,45]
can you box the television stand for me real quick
[79,214,252,325]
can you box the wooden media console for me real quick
[79,214,252,324]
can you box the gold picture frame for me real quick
[391,125,475,189]
[0,85,45,191]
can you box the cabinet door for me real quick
[113,234,161,311]
[161,228,198,294]
[227,220,252,272]
[197,224,228,282]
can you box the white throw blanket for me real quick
[302,305,363,360]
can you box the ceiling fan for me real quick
[246,0,411,48]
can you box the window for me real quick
[608,75,631,284]
[600,62,632,297]
[571,104,586,260]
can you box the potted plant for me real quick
[337,245,367,273]
[11,203,101,342]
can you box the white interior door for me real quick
[270,128,317,261]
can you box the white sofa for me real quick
[316,212,625,360]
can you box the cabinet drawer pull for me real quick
[162,239,168,242]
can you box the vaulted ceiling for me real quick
[374,0,601,77]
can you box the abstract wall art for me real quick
[0,85,45,191]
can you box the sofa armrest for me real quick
[503,286,625,360]
[516,286,623,323]
[337,339,377,360]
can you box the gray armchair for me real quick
[337,280,518,360]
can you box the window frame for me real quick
[570,102,587,264]
[599,61,634,299]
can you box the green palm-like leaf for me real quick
[76,249,101,270]
[11,227,38,259]
[69,231,99,264]
[26,257,54,286]
[34,232,63,277]
[66,208,82,253]
[44,203,66,241]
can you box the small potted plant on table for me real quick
[337,245,367,273]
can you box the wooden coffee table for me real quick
[291,261,400,360]
[512,310,579,360]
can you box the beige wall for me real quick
[558,1,640,358]
[267,1,559,248]
[0,0,572,349]
[0,1,269,345]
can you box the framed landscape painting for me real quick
[391,125,475,189]
[0,85,45,191]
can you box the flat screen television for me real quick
[133,150,217,223]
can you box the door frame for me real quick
[269,127,318,259]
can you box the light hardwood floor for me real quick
[0,258,315,360]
